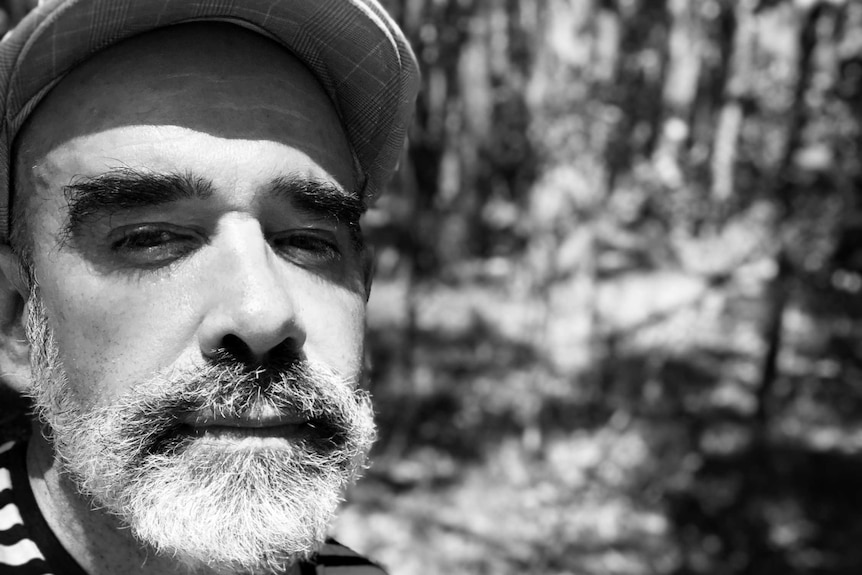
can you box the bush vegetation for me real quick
[2,0,861,573]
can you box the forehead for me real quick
[14,22,355,201]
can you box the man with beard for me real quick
[0,1,419,574]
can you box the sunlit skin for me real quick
[0,23,371,575]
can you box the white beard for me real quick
[25,287,376,575]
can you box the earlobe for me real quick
[0,243,30,393]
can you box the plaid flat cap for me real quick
[0,0,421,243]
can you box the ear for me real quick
[361,244,375,302]
[0,244,30,394]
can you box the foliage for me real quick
[0,0,860,573]
[336,1,862,574]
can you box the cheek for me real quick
[295,278,367,376]
[34,256,368,405]
[35,263,200,405]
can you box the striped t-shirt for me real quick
[0,440,386,574]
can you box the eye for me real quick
[109,224,202,267]
[270,230,342,265]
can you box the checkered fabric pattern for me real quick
[0,0,420,242]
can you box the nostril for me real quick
[217,334,257,367]
[262,338,304,370]
[214,333,303,370]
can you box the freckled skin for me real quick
[11,23,369,575]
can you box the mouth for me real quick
[177,407,311,447]
[143,402,346,457]
[183,424,305,449]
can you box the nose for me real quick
[197,219,306,364]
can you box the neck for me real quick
[26,431,301,575]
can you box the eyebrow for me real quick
[63,167,213,238]
[61,168,367,240]
[267,175,366,226]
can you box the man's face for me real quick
[15,23,375,574]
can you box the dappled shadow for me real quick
[668,442,862,575]
[367,312,549,466]
[573,343,862,575]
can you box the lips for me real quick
[187,424,304,444]
[169,402,309,447]
[180,404,307,429]
[159,399,345,456]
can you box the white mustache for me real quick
[101,356,366,462]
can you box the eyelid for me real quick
[106,223,205,268]
[108,222,203,243]
[268,226,338,240]
[269,228,342,260]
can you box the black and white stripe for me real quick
[0,440,387,574]
[310,541,389,575]
[0,440,53,574]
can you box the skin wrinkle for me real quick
[142,72,328,117]
[63,170,362,225]
[11,22,373,575]
[58,168,367,262]
[16,33,354,188]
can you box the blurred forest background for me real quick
[1,0,862,574]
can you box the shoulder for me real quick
[308,539,388,574]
